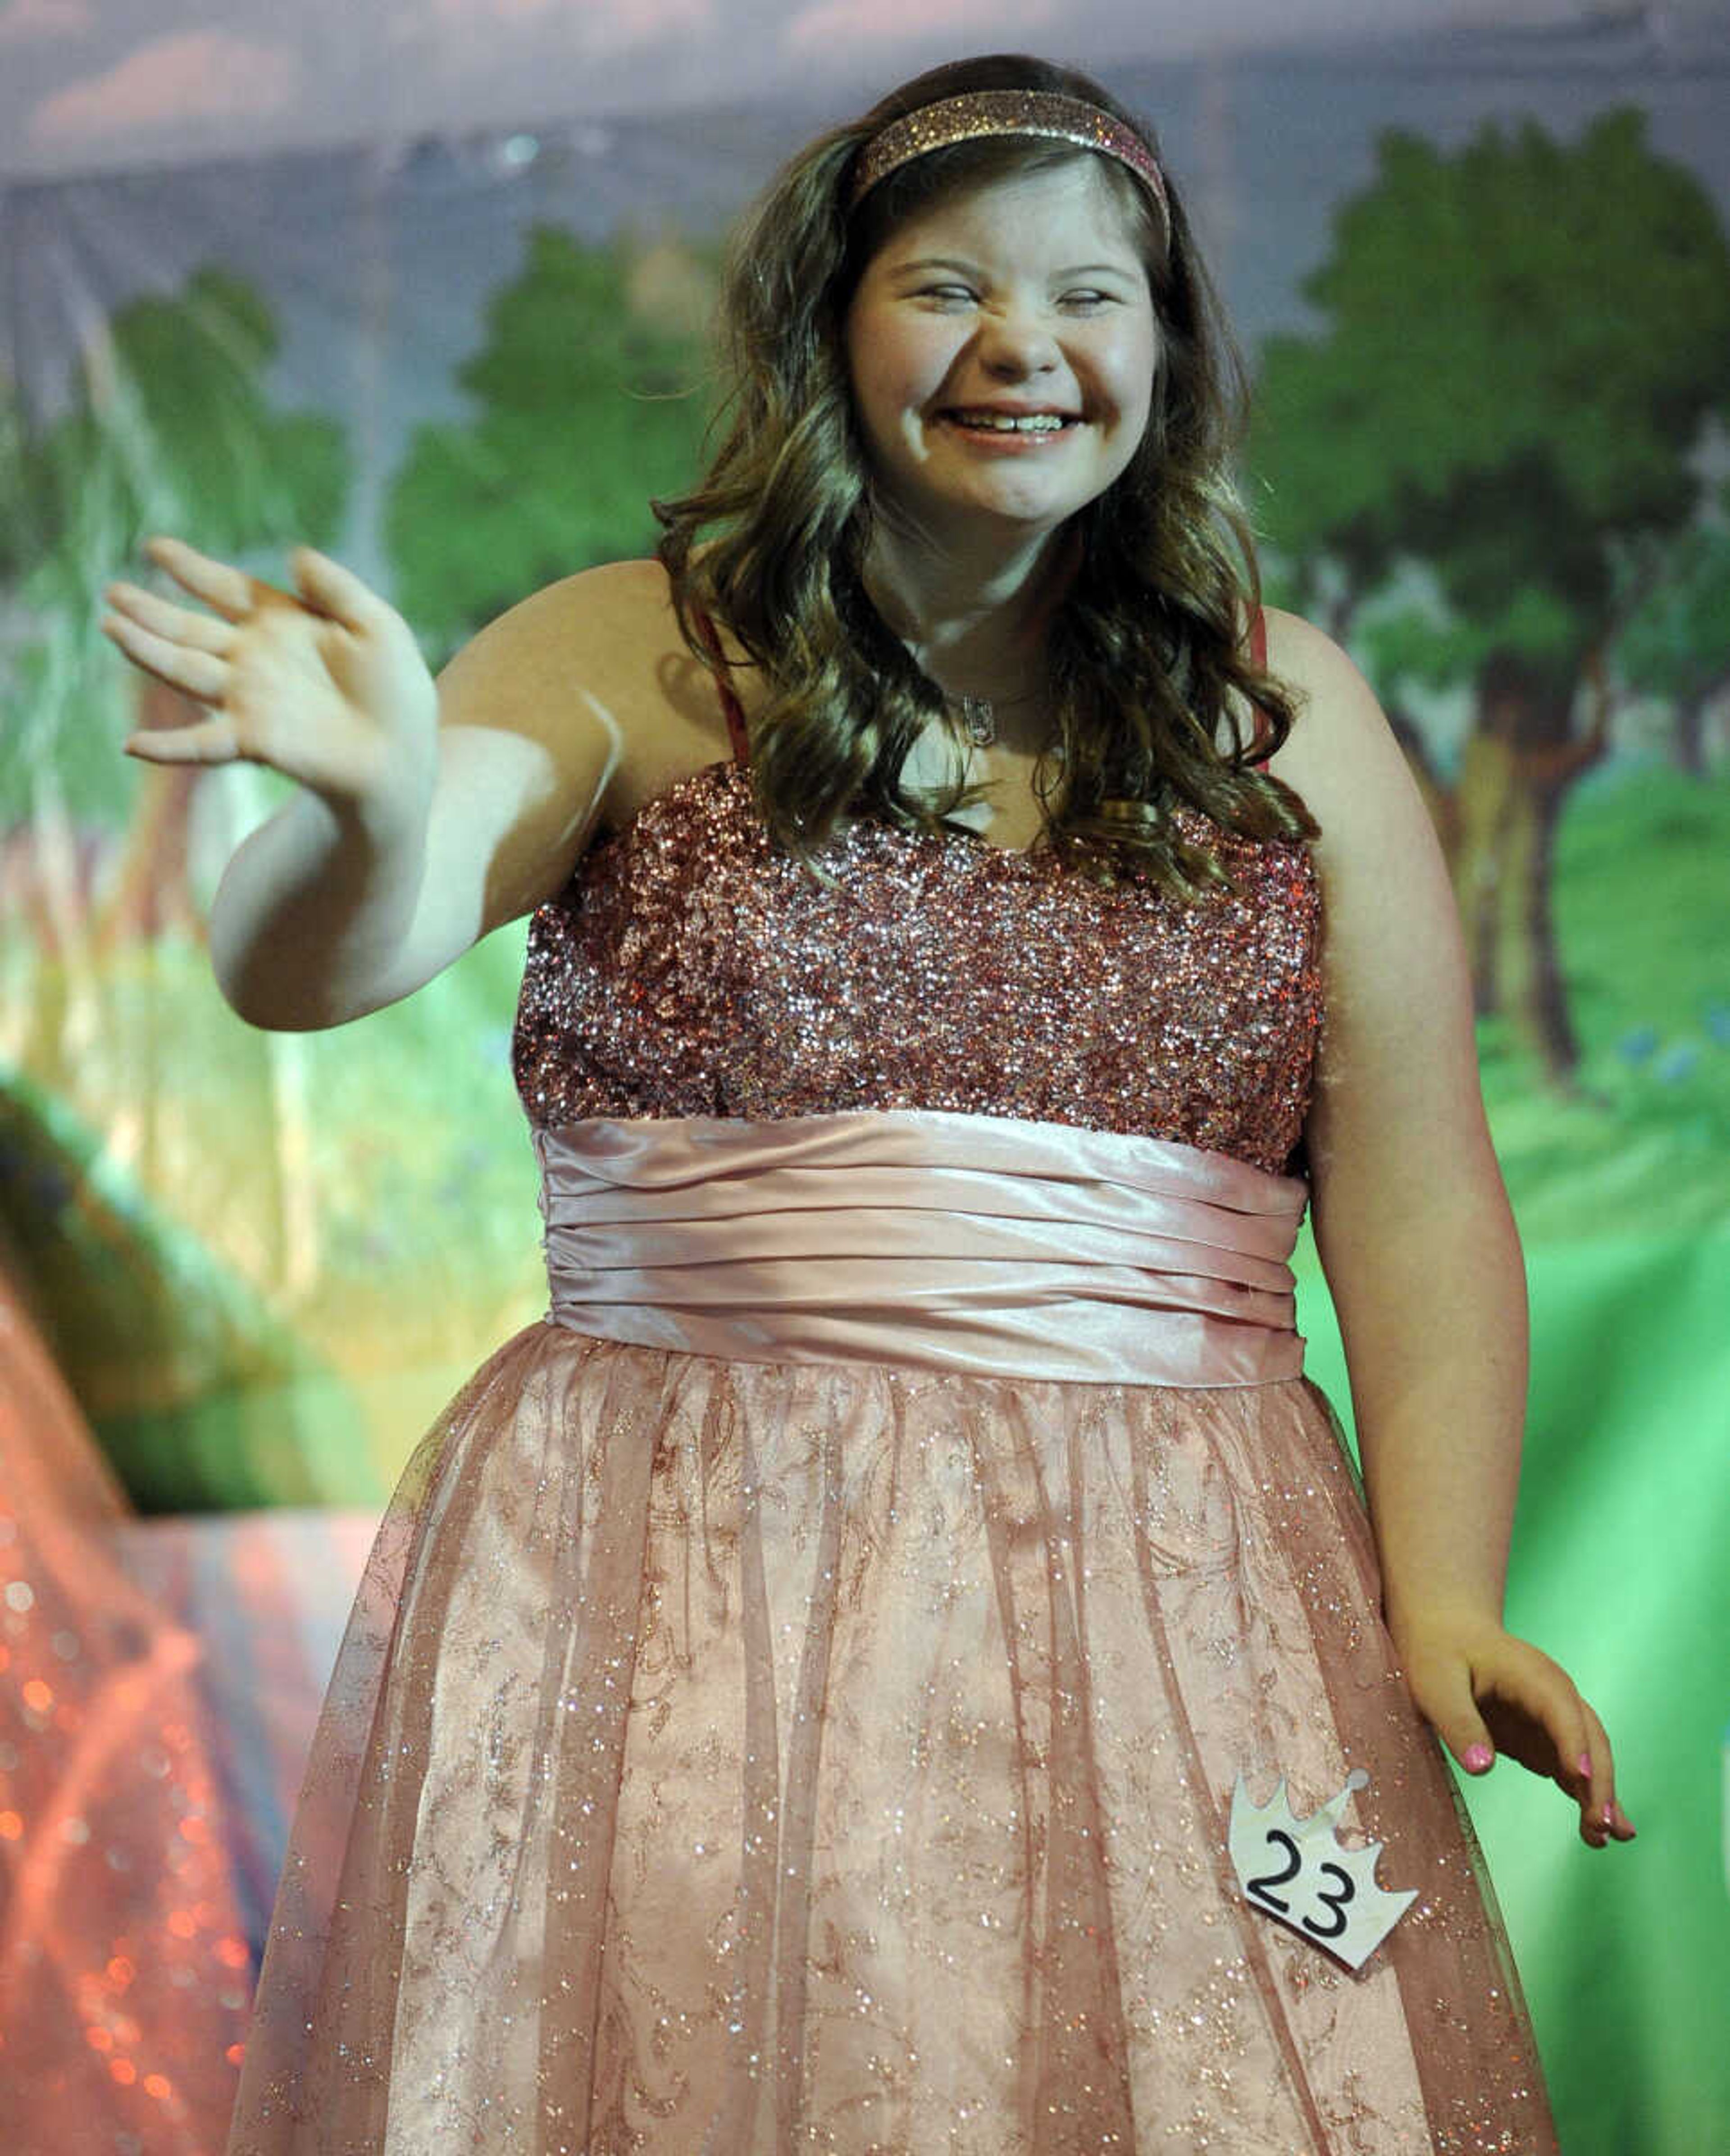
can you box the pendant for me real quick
[956,695,997,748]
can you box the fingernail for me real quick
[1577,1752,1592,1778]
[1462,1744,1494,1773]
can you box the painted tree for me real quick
[1615,489,1730,775]
[0,376,26,591]
[5,267,346,943]
[1,273,350,1471]
[387,225,714,659]
[1251,110,1730,1078]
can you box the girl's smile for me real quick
[845,160,1159,540]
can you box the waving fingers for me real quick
[120,707,244,766]
[106,579,232,653]
[106,540,319,748]
[291,546,388,634]
[103,588,234,712]
[108,536,432,803]
[143,535,267,621]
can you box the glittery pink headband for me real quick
[848,89,1170,239]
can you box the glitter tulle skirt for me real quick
[225,1115,1555,2153]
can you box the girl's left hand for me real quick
[1395,1616,1635,1849]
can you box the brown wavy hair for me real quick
[655,53,1316,890]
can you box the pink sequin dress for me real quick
[225,739,1558,2152]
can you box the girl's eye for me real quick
[1060,291,1117,313]
[919,285,978,305]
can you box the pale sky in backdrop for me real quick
[0,0,1711,180]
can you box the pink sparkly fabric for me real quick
[226,770,1557,2153]
[515,762,1320,1175]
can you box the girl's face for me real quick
[844,160,1159,545]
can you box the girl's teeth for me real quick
[951,412,1068,432]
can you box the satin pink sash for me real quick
[535,1111,1307,1387]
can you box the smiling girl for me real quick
[104,51,1625,2155]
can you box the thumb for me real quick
[291,547,386,634]
[1407,1656,1496,1776]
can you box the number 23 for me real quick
[1244,1828,1356,1941]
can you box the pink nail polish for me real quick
[1462,1743,1493,1773]
[1577,1752,1592,1777]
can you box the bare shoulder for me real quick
[1254,606,1438,870]
[1259,609,1396,806]
[1252,629,1494,1208]
[437,558,740,816]
[1255,606,1474,1085]
[439,557,674,726]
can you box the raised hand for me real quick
[102,538,438,825]
[100,536,630,1026]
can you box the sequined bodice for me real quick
[512,761,1321,1176]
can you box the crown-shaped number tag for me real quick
[1229,1769,1417,1971]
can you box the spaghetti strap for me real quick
[690,606,751,765]
[1248,605,1268,669]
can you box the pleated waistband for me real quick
[534,1110,1309,1387]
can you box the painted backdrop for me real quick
[3,25,1728,2153]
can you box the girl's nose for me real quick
[976,306,1061,378]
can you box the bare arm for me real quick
[102,542,647,1030]
[1265,608,1632,1849]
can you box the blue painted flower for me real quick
[1616,1026,1659,1066]
[1655,1042,1699,1085]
